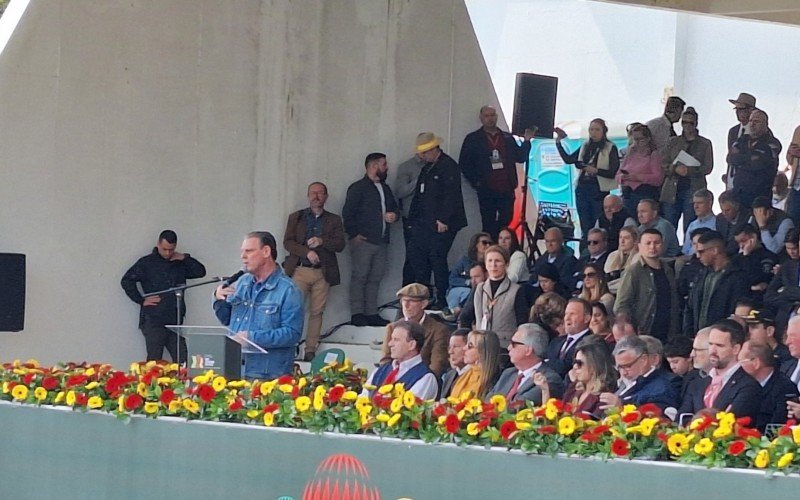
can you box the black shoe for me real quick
[303,351,316,362]
[351,314,369,327]
[366,314,390,327]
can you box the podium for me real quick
[168,326,267,380]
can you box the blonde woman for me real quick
[605,225,639,293]
[577,263,615,312]
[449,330,501,400]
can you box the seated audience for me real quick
[617,124,664,216]
[455,262,487,326]
[782,316,800,395]
[497,227,530,284]
[681,189,717,256]
[532,262,571,301]
[751,196,794,255]
[681,327,712,401]
[596,194,636,253]
[733,222,778,301]
[605,225,639,294]
[446,232,491,317]
[488,323,565,407]
[716,190,751,254]
[450,330,502,400]
[440,328,469,399]
[765,246,800,338]
[577,262,615,313]
[532,228,578,291]
[528,292,567,341]
[776,227,800,264]
[676,227,712,312]
[545,298,594,377]
[664,336,694,378]
[738,341,798,432]
[730,298,757,328]
[611,311,638,345]
[578,228,610,270]
[590,302,614,345]
[745,309,792,368]
[637,198,681,258]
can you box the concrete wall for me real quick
[0,0,498,367]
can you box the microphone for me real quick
[222,269,246,287]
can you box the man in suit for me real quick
[489,323,564,407]
[599,336,680,412]
[283,182,346,361]
[764,254,800,339]
[578,228,610,271]
[379,283,450,377]
[738,341,799,432]
[724,93,756,190]
[678,319,761,421]
[440,329,469,399]
[545,298,593,377]
[407,132,468,309]
[532,227,578,292]
[458,105,534,239]
[784,317,800,420]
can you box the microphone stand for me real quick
[142,277,224,368]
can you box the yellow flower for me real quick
[621,404,637,416]
[446,395,461,405]
[84,367,96,377]
[2,382,10,394]
[792,426,800,446]
[342,390,358,402]
[260,380,277,396]
[515,409,533,422]
[130,363,141,375]
[358,404,373,416]
[490,394,507,412]
[66,390,76,406]
[457,410,466,420]
[545,399,559,420]
[145,361,158,370]
[54,391,65,404]
[137,383,148,398]
[11,385,29,401]
[118,395,125,412]
[168,399,182,413]
[34,387,48,402]
[313,394,325,412]
[716,411,735,427]
[712,423,733,439]
[378,384,394,395]
[192,374,209,385]
[754,449,770,469]
[464,398,483,414]
[390,397,403,414]
[558,416,577,436]
[157,377,174,386]
[387,413,402,428]
[467,422,481,436]
[777,452,794,469]
[376,412,391,423]
[667,433,693,456]
[182,399,199,414]
[626,425,642,435]
[693,438,714,457]
[403,391,417,409]
[227,380,248,389]
[167,363,179,372]
[360,412,371,427]
[314,385,327,400]
[278,384,294,394]
[295,396,312,412]
[639,417,659,437]
[85,381,99,391]
[144,402,159,414]
[210,376,226,392]
[393,383,406,399]
[87,396,104,409]
[355,396,372,412]
[246,409,260,419]
[297,377,308,389]
[517,422,532,431]
[263,412,275,426]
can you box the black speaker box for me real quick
[0,253,25,331]
[512,73,558,138]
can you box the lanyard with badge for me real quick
[487,133,504,170]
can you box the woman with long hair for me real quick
[528,291,566,341]
[604,225,639,294]
[449,330,501,399]
[446,232,492,318]
[497,227,529,284]
[590,302,614,345]
[616,123,663,215]
[577,263,614,312]
[534,341,617,419]
[554,119,620,237]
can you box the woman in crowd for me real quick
[577,263,615,312]
[531,262,570,301]
[446,232,491,319]
[497,227,530,284]
[590,302,614,346]
[534,341,617,419]
[554,119,620,237]
[616,123,663,215]
[528,292,567,341]
[449,329,501,399]
[459,245,528,348]
[660,107,714,234]
[604,225,639,294]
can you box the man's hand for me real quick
[584,166,598,175]
[435,220,448,233]
[787,400,800,419]
[306,250,320,265]
[384,212,397,224]
[170,252,185,261]
[532,372,549,389]
[751,282,768,292]
[353,234,367,244]
[598,392,621,410]
[232,331,249,346]
[753,207,769,229]
[214,284,235,301]
[142,296,161,307]
[553,127,567,141]
[524,127,537,142]
[306,236,322,249]
[674,165,689,177]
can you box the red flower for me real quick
[444,414,460,434]
[736,426,761,439]
[197,384,216,403]
[778,425,793,437]
[539,425,556,435]
[159,389,176,406]
[251,384,261,398]
[638,403,662,417]
[432,404,446,418]
[482,410,499,420]
[228,399,243,411]
[41,377,59,391]
[142,371,157,385]
[735,416,751,427]
[328,386,345,403]
[592,424,610,435]
[580,431,600,443]
[534,408,547,418]
[693,416,713,432]
[728,440,747,456]
[23,373,36,385]
[477,419,491,431]
[454,401,467,412]
[291,386,300,400]
[657,432,668,444]
[552,400,564,411]
[125,394,143,411]
[277,375,294,385]
[482,403,495,413]
[621,411,640,424]
[74,393,88,406]
[263,403,280,414]
[66,374,88,388]
[611,438,629,457]
[410,421,420,430]
[500,420,518,440]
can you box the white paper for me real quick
[673,150,701,167]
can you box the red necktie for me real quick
[384,366,400,385]
[507,373,524,400]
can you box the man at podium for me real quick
[213,231,304,380]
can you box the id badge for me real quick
[479,315,488,330]
[491,149,503,170]
[419,183,425,194]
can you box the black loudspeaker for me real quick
[0,253,25,331]
[512,73,558,138]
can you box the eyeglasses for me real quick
[615,353,644,371]
[587,240,602,246]
[680,121,696,125]
[478,240,492,246]
[509,340,526,348]
[573,359,585,368]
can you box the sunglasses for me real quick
[587,240,602,245]
[478,240,492,246]
[680,121,696,125]
[583,272,597,278]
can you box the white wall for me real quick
[0,0,498,367]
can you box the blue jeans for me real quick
[661,187,695,237]
[575,180,604,238]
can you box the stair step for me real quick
[323,324,386,345]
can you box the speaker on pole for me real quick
[0,253,25,332]
[512,73,558,138]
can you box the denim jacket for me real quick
[213,267,304,380]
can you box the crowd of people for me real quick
[121,94,800,428]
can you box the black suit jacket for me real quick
[765,260,800,337]
[756,371,799,432]
[459,127,530,193]
[544,330,591,377]
[488,364,565,406]
[678,366,761,421]
[408,152,467,232]
[533,251,579,291]
[440,368,460,399]
[780,357,798,380]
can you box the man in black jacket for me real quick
[121,230,206,362]
[407,133,467,309]
[342,153,399,327]
[728,109,782,209]
[458,106,533,239]
[684,231,750,336]
[738,341,798,431]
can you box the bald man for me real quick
[532,228,578,292]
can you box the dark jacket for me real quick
[544,330,591,377]
[459,128,530,193]
[678,366,762,420]
[619,368,681,411]
[733,246,778,300]
[283,209,346,286]
[683,259,750,336]
[716,209,752,254]
[121,248,206,328]
[614,258,681,340]
[408,152,467,232]
[342,176,398,245]
[488,363,565,406]
[756,370,799,432]
[596,207,634,252]
[765,260,800,338]
[728,133,782,203]
[532,251,579,291]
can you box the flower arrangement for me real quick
[2,358,800,474]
